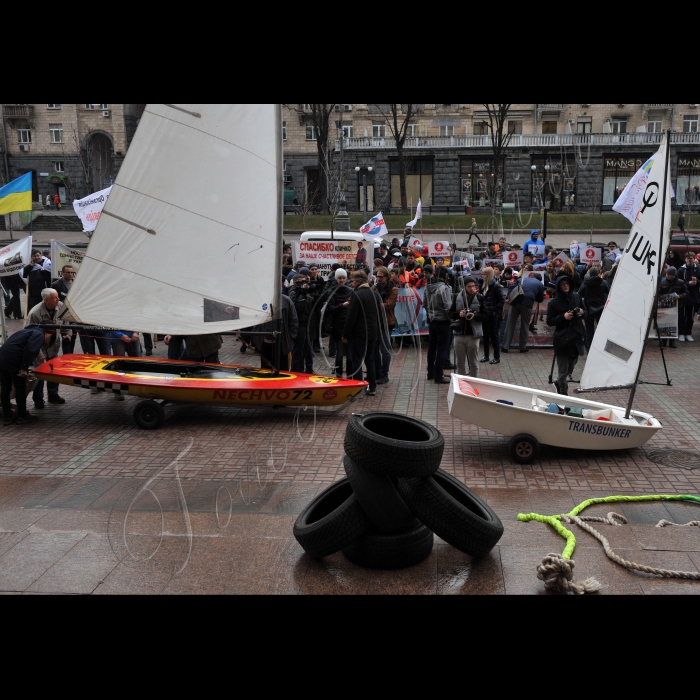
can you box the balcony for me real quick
[2,104,34,118]
[334,132,700,151]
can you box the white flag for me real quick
[360,212,389,241]
[612,155,656,224]
[406,199,422,228]
[73,186,112,232]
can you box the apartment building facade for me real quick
[0,103,146,204]
[283,104,700,213]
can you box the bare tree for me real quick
[294,104,337,214]
[481,104,513,218]
[371,104,419,214]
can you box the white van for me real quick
[300,231,365,243]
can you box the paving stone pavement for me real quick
[1,315,699,594]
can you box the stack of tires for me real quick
[293,412,504,569]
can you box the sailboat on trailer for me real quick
[34,104,366,426]
[448,134,672,461]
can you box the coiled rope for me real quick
[518,494,700,594]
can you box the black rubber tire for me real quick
[508,433,540,465]
[342,522,434,570]
[343,455,417,535]
[344,412,444,478]
[398,469,503,557]
[133,400,165,430]
[293,478,370,559]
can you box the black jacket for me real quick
[343,284,382,341]
[482,279,505,316]
[327,284,354,341]
[22,264,51,301]
[677,264,700,305]
[579,276,609,314]
[288,284,316,328]
[547,277,587,355]
[0,325,46,373]
[660,276,689,304]
[51,278,72,304]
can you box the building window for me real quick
[577,117,592,134]
[542,121,557,134]
[439,125,454,137]
[53,161,65,173]
[602,154,652,207]
[85,104,108,110]
[282,121,287,140]
[474,121,489,136]
[47,104,61,110]
[611,119,627,134]
[372,122,386,138]
[676,155,700,206]
[407,123,418,138]
[508,120,523,134]
[391,159,433,207]
[305,125,317,141]
[341,123,354,138]
[531,157,569,211]
[460,158,503,206]
[683,116,699,133]
[17,128,31,143]
[647,117,663,133]
[49,124,64,143]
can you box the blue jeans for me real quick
[112,340,142,357]
[291,327,314,373]
[348,337,377,391]
[427,322,451,380]
[80,329,111,355]
[167,336,187,360]
[33,358,59,402]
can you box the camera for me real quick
[571,308,583,318]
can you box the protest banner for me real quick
[50,240,85,279]
[607,248,622,261]
[529,243,545,258]
[570,243,580,259]
[0,237,32,277]
[292,240,360,277]
[650,294,679,339]
[553,251,570,269]
[73,186,112,232]
[504,249,523,267]
[393,286,428,336]
[581,245,602,264]
[482,259,503,271]
[427,241,450,257]
[408,236,422,249]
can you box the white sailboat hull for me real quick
[447,375,661,451]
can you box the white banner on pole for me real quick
[406,199,423,229]
[50,240,85,279]
[427,241,450,258]
[504,250,523,266]
[581,245,602,264]
[0,237,32,277]
[72,186,112,232]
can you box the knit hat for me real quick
[666,266,677,277]
[335,268,347,280]
[463,276,477,286]
[299,267,311,276]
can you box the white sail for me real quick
[64,104,280,335]
[580,136,671,390]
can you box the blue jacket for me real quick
[512,276,545,310]
[523,231,542,256]
[109,331,134,344]
[0,325,46,372]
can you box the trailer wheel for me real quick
[133,400,165,430]
[508,433,539,464]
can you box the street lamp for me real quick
[355,165,373,218]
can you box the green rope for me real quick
[517,494,700,560]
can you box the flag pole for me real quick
[0,281,8,344]
[625,132,671,419]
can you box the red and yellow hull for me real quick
[34,355,367,407]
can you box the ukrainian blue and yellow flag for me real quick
[0,172,33,215]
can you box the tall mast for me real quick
[625,131,671,419]
[273,103,284,323]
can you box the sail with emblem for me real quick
[62,104,282,335]
[579,135,671,392]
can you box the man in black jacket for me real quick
[51,264,79,355]
[288,272,316,373]
[342,270,382,396]
[659,266,689,348]
[0,324,53,425]
[547,276,586,396]
[579,267,609,348]
[22,250,52,311]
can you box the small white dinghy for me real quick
[448,134,673,463]
[447,375,661,463]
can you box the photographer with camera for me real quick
[450,275,487,378]
[547,276,587,396]
[288,271,317,373]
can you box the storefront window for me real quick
[391,159,433,207]
[460,158,503,207]
[531,156,574,212]
[602,154,652,207]
[676,155,700,207]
